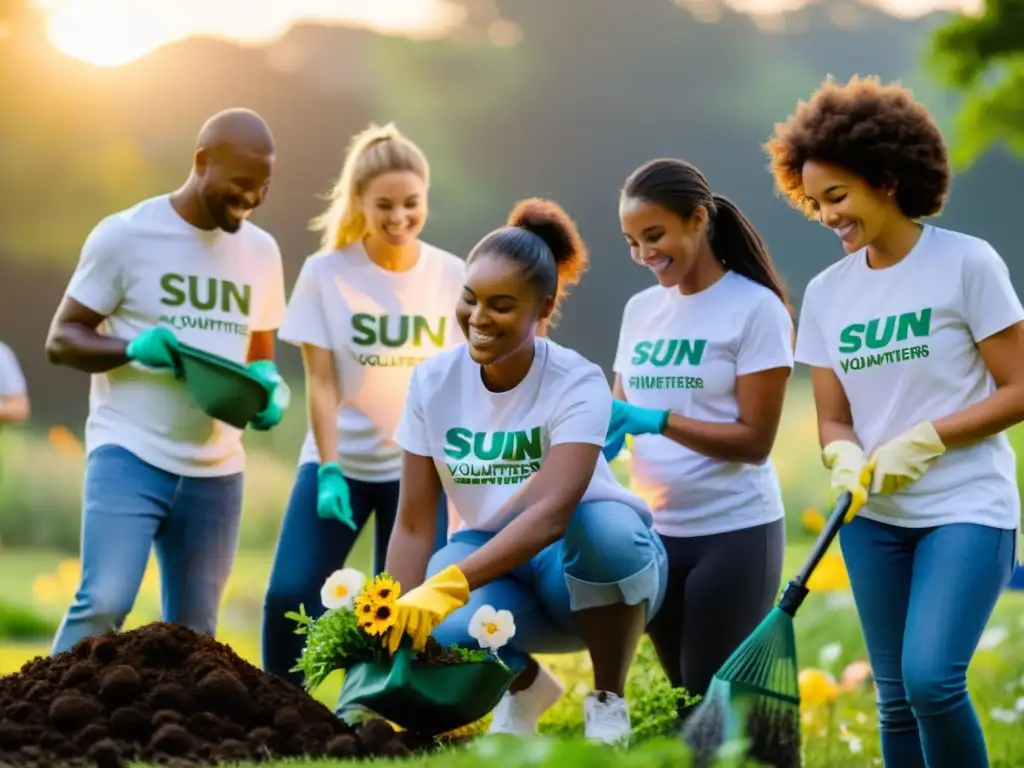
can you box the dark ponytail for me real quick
[467,197,589,327]
[623,159,791,311]
[709,193,790,310]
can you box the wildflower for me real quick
[365,574,400,605]
[799,668,839,707]
[818,641,842,668]
[840,660,873,691]
[977,626,1008,651]
[56,559,82,589]
[802,508,826,534]
[31,574,60,604]
[990,708,1020,724]
[320,568,367,611]
[468,605,515,650]
[806,553,850,592]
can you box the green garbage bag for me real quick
[173,343,269,429]
[335,646,516,735]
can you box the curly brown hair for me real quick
[764,75,950,220]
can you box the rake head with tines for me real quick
[682,492,852,768]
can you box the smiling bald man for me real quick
[44,107,289,655]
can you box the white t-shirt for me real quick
[795,224,1024,530]
[279,241,467,482]
[64,194,287,477]
[613,271,794,537]
[395,337,653,532]
[0,342,26,398]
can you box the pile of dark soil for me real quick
[0,622,435,767]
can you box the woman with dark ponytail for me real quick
[605,158,794,716]
[380,198,668,746]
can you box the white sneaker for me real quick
[486,664,564,737]
[583,691,631,746]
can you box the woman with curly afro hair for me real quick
[766,75,1024,768]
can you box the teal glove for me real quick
[247,360,291,431]
[126,327,182,375]
[606,399,669,450]
[318,463,356,530]
[602,433,626,462]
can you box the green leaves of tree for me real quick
[928,0,1024,168]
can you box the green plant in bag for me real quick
[286,568,518,734]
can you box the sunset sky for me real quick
[34,0,983,68]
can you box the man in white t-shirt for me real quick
[0,342,29,427]
[44,108,289,655]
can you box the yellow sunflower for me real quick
[354,593,375,623]
[366,574,400,605]
[364,602,397,636]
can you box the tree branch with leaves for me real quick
[927,0,1024,169]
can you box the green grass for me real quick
[3,546,1024,766]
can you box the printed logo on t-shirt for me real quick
[838,308,931,373]
[628,338,705,390]
[442,426,543,485]
[158,273,251,336]
[350,313,447,368]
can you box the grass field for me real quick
[2,391,1022,765]
[2,544,1023,767]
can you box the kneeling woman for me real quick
[382,199,669,746]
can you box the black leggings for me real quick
[647,519,786,705]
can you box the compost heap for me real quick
[0,622,434,767]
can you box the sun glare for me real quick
[36,0,467,68]
[36,0,984,68]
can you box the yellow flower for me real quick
[802,508,826,534]
[364,602,397,636]
[799,668,840,708]
[32,574,60,604]
[47,426,84,458]
[56,558,82,590]
[437,717,489,741]
[807,553,850,592]
[320,568,367,611]
[354,593,375,623]
[366,574,400,605]
[468,605,515,650]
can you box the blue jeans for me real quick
[840,516,1016,768]
[428,500,669,672]
[52,444,244,655]
[261,461,449,685]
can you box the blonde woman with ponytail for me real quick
[262,123,466,686]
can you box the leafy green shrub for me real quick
[0,600,58,640]
[540,637,695,743]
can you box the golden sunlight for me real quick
[36,0,467,68]
[37,0,984,68]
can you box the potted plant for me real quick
[287,569,518,736]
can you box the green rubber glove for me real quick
[126,326,182,375]
[247,360,291,431]
[605,399,669,450]
[318,463,356,530]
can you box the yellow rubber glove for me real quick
[387,564,470,654]
[822,440,873,522]
[869,420,945,495]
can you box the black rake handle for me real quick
[778,491,852,617]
